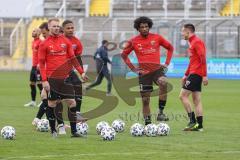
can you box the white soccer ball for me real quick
[130,123,144,136]
[1,126,16,140]
[76,122,89,136]
[111,119,125,133]
[96,121,109,135]
[36,119,49,132]
[100,127,116,141]
[144,124,158,137]
[157,123,170,136]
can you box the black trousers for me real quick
[87,59,112,93]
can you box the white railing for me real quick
[230,0,233,18]
[0,19,3,37]
[109,0,113,18]
[76,18,83,38]
[184,0,192,19]
[112,19,117,39]
[163,0,168,19]
[9,18,24,56]
[206,0,211,19]
[55,0,66,19]
[85,0,90,17]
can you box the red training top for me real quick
[121,33,173,73]
[38,34,84,81]
[185,35,207,77]
[32,38,41,67]
[67,36,83,56]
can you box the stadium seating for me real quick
[44,0,85,17]
[112,0,224,17]
[220,0,240,16]
[90,0,110,16]
[0,19,19,56]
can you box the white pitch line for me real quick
[2,150,240,160]
[1,152,159,160]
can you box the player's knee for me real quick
[142,97,150,106]
[157,76,167,86]
[66,99,76,107]
[30,82,36,85]
[48,100,57,107]
[192,97,201,106]
[179,94,186,101]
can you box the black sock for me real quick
[69,107,77,134]
[188,112,196,123]
[37,84,43,93]
[36,99,47,119]
[55,103,64,126]
[159,100,166,114]
[30,84,36,101]
[197,116,203,128]
[75,96,82,112]
[46,106,56,133]
[144,115,151,125]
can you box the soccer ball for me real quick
[157,123,170,136]
[130,123,144,136]
[76,122,89,136]
[144,124,158,137]
[100,127,116,141]
[96,121,109,135]
[36,119,49,132]
[111,119,125,133]
[1,126,16,140]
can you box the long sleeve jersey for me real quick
[185,35,207,77]
[38,35,83,81]
[121,33,173,73]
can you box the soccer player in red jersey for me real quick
[179,24,208,132]
[62,19,87,118]
[38,18,87,137]
[32,23,49,126]
[121,17,173,125]
[24,28,43,107]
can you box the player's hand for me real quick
[161,64,168,74]
[203,76,208,86]
[181,76,187,86]
[81,73,89,82]
[162,64,168,68]
[42,81,50,92]
[133,67,149,75]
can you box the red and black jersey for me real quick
[122,33,173,73]
[185,35,207,77]
[67,36,83,56]
[32,38,41,67]
[38,35,83,81]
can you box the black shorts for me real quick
[48,78,75,100]
[139,69,166,93]
[67,70,82,85]
[65,71,82,97]
[30,67,41,82]
[182,74,203,92]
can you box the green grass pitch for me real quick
[0,71,239,160]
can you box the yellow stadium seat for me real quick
[220,0,240,16]
[90,0,110,16]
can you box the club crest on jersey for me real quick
[72,44,77,50]
[60,43,66,48]
[137,44,143,50]
[150,40,156,45]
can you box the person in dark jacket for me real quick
[86,40,112,96]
